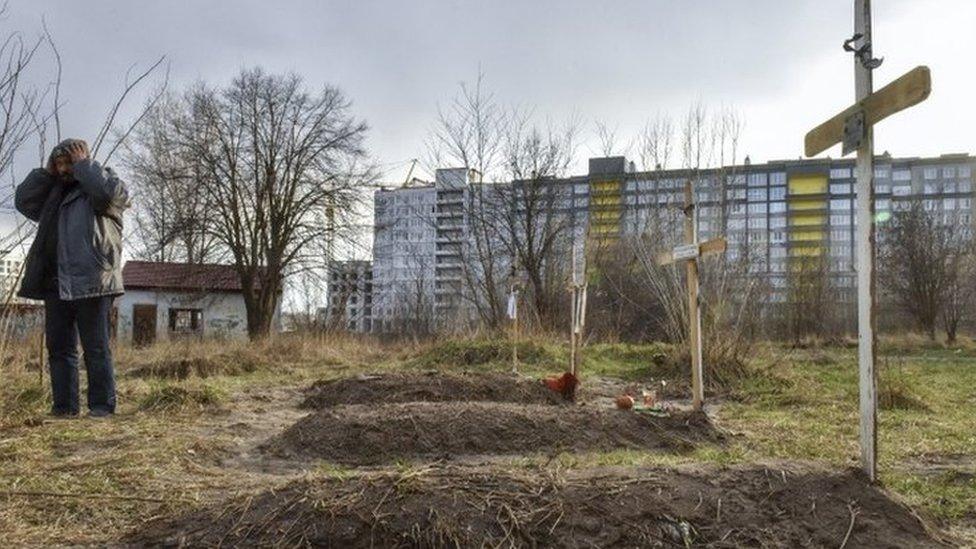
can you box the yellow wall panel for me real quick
[788,174,827,195]
[790,199,826,211]
[791,214,825,226]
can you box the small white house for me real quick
[118,261,279,345]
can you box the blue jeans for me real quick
[44,295,116,415]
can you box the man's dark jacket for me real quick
[14,153,130,300]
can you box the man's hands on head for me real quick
[66,141,90,163]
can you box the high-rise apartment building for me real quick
[365,154,974,333]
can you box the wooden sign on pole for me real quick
[803,0,932,481]
[656,180,726,411]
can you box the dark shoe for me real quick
[49,409,79,419]
[87,409,113,418]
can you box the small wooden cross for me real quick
[803,0,932,482]
[656,180,726,411]
[569,244,587,377]
[506,268,522,373]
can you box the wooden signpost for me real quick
[804,0,931,481]
[569,245,587,377]
[656,179,726,411]
[507,269,521,373]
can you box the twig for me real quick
[0,489,186,503]
[839,500,860,549]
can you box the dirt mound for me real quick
[263,401,718,464]
[301,371,567,408]
[124,463,945,548]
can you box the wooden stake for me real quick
[854,0,878,482]
[683,180,705,410]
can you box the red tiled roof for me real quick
[122,261,245,292]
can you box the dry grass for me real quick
[0,333,973,545]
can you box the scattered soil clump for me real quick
[264,401,718,464]
[301,371,566,409]
[125,462,946,548]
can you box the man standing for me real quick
[15,139,129,418]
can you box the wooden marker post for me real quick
[507,269,521,373]
[804,0,931,481]
[656,180,726,410]
[569,245,587,377]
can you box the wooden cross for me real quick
[804,0,931,482]
[506,268,522,373]
[656,179,726,411]
[569,244,587,377]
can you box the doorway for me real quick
[132,304,157,347]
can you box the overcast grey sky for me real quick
[1,0,974,238]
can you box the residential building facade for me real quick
[367,153,975,332]
[325,259,374,332]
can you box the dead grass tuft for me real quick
[138,383,226,412]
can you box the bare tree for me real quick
[637,114,674,171]
[423,71,508,328]
[593,120,627,158]
[494,111,580,328]
[880,199,975,342]
[120,91,219,263]
[169,68,372,339]
[623,104,764,381]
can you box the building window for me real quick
[892,184,912,197]
[893,169,912,181]
[923,182,940,195]
[747,173,766,187]
[830,199,852,211]
[168,308,203,336]
[960,166,972,179]
[769,187,786,201]
[747,203,766,215]
[874,166,891,179]
[923,167,939,180]
[747,188,766,201]
[770,172,787,186]
[830,183,852,195]
[769,201,786,213]
[944,166,957,178]
[830,168,852,179]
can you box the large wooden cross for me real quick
[804,0,931,482]
[656,179,726,411]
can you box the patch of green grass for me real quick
[721,346,976,524]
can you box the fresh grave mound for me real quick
[263,401,718,464]
[300,371,567,409]
[124,463,945,548]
